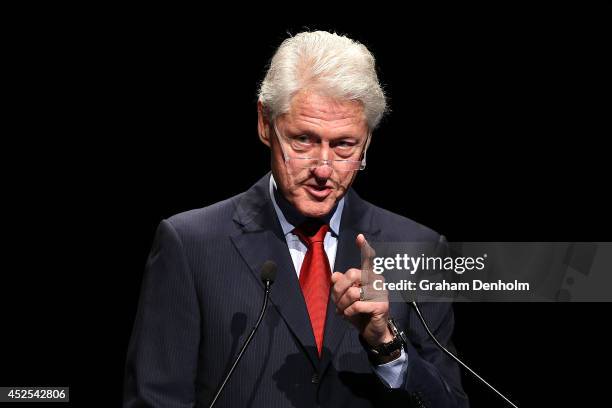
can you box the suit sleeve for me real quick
[124,220,201,408]
[400,236,470,407]
[401,302,469,407]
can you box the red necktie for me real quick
[293,221,331,357]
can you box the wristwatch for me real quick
[363,318,407,364]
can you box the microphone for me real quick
[409,301,519,408]
[260,260,277,291]
[209,261,277,408]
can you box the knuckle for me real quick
[346,268,360,278]
[354,302,366,312]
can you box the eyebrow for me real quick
[290,129,363,141]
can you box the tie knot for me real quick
[293,220,329,246]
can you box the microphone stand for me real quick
[208,280,273,408]
[410,301,519,408]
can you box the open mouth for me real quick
[304,184,333,199]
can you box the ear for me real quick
[257,101,271,147]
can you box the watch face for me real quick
[374,336,402,356]
[387,338,403,354]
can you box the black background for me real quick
[2,3,611,407]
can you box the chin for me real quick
[294,199,336,218]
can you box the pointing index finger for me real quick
[357,233,377,284]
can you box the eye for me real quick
[295,135,311,144]
[289,134,315,151]
[333,139,358,149]
[290,134,315,147]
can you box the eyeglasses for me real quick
[273,121,370,172]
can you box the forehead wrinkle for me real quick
[294,113,360,132]
[292,91,362,117]
[286,92,367,137]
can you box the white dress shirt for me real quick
[268,175,408,388]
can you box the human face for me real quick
[258,90,369,218]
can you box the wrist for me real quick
[377,328,395,345]
[364,327,394,348]
[361,318,406,365]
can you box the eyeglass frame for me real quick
[272,119,372,172]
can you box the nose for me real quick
[312,162,333,180]
[312,143,333,179]
[318,143,332,162]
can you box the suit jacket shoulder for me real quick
[164,192,245,241]
[347,190,443,243]
[164,176,442,247]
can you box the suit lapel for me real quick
[318,224,360,372]
[230,174,320,368]
[230,175,382,373]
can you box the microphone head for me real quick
[260,260,277,285]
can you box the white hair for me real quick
[258,31,387,130]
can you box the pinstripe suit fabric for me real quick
[124,174,469,407]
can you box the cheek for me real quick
[336,172,356,189]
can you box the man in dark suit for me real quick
[124,31,468,407]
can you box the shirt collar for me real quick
[269,174,344,237]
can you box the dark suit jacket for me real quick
[124,174,469,407]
